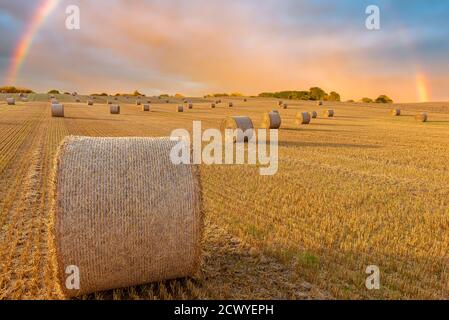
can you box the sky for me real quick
[0,0,448,102]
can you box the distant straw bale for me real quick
[415,112,428,122]
[220,116,254,142]
[51,104,64,117]
[110,104,120,114]
[296,112,311,125]
[261,111,282,129]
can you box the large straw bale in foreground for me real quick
[261,111,281,129]
[51,104,64,117]
[221,116,254,142]
[52,136,203,297]
[415,112,428,122]
[296,112,311,125]
[110,104,120,114]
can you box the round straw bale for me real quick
[261,111,282,129]
[108,101,112,105]
[391,109,401,116]
[228,102,233,107]
[415,112,428,122]
[142,104,150,111]
[296,112,311,125]
[244,99,247,102]
[136,100,141,105]
[310,111,318,119]
[188,103,193,109]
[282,103,288,109]
[110,104,120,114]
[52,136,203,297]
[21,97,28,102]
[211,103,216,108]
[177,106,184,112]
[6,98,15,105]
[324,109,334,117]
[220,116,254,142]
[317,101,323,106]
[51,99,59,105]
[75,98,80,102]
[278,101,283,106]
[50,95,55,99]
[87,100,94,106]
[51,104,64,117]
[166,100,170,103]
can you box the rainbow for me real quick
[415,72,429,103]
[5,0,60,85]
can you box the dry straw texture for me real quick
[415,112,428,122]
[52,136,203,297]
[324,109,334,117]
[51,104,64,117]
[261,111,282,129]
[142,104,150,111]
[6,98,15,105]
[110,105,120,114]
[391,109,401,116]
[221,116,254,142]
[177,106,184,112]
[296,112,311,125]
[310,111,318,119]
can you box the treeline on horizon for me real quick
[1,86,393,103]
[259,87,341,102]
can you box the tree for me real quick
[361,97,374,103]
[174,93,185,99]
[48,89,60,94]
[375,95,393,103]
[309,87,327,101]
[327,91,341,102]
[133,90,142,96]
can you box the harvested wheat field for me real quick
[0,96,448,300]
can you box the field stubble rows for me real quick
[0,98,448,299]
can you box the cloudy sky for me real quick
[0,0,448,102]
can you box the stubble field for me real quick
[0,94,448,300]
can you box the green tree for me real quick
[361,97,374,103]
[375,95,393,103]
[48,89,60,94]
[309,87,327,101]
[327,91,341,101]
